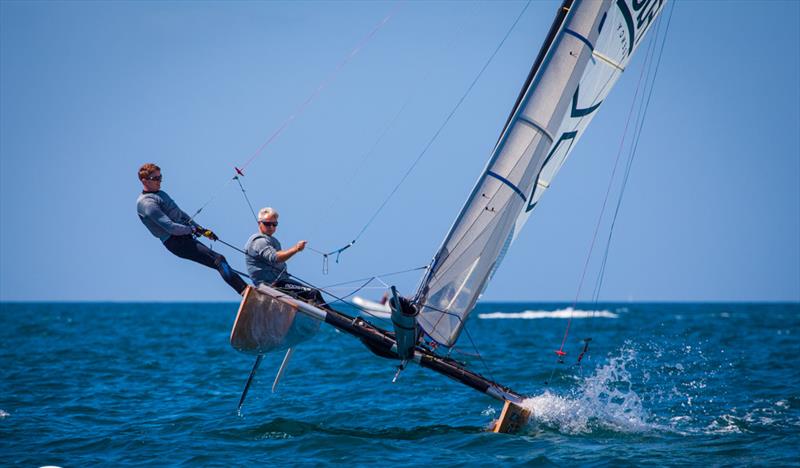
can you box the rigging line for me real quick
[207,234,389,322]
[554,21,658,358]
[238,4,402,174]
[418,152,543,339]
[210,233,423,310]
[306,2,484,247]
[589,13,663,304]
[427,151,534,287]
[582,7,673,352]
[590,71,653,302]
[278,270,394,322]
[431,8,622,267]
[411,297,470,321]
[216,237,248,256]
[188,4,401,222]
[234,175,259,222]
[591,1,675,303]
[590,6,670,302]
[459,319,498,383]
[289,266,465,325]
[424,24,627,297]
[553,4,673,373]
[411,298,497,379]
[319,265,428,289]
[342,0,535,251]
[322,277,376,307]
[306,96,413,244]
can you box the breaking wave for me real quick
[479,307,619,319]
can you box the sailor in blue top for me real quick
[244,207,326,306]
[135,163,248,295]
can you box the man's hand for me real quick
[194,226,218,241]
[202,229,219,241]
[295,240,307,252]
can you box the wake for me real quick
[479,307,619,320]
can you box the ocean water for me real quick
[1,302,798,466]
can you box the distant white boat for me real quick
[351,296,391,319]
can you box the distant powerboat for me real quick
[351,296,391,319]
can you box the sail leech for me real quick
[415,0,667,347]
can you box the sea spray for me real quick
[3,303,798,465]
[521,346,660,434]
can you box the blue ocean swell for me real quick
[1,302,798,466]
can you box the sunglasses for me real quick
[145,175,162,181]
[260,221,278,227]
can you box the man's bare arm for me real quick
[276,240,307,262]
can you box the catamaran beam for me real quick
[253,284,524,403]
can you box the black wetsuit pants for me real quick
[164,235,248,295]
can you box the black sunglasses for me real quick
[145,175,162,181]
[260,221,278,227]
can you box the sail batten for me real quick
[414,0,667,347]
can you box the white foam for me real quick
[478,307,619,320]
[704,414,744,434]
[0,409,8,418]
[519,348,663,434]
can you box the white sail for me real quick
[415,0,667,346]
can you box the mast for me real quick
[496,0,574,148]
[414,0,667,347]
[232,0,670,433]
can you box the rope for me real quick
[304,2,484,246]
[215,237,248,256]
[275,269,393,322]
[322,277,375,307]
[554,19,659,358]
[459,318,498,383]
[211,230,488,375]
[210,232,423,324]
[314,0,533,264]
[233,170,258,222]
[187,4,401,223]
[410,299,497,380]
[319,265,428,289]
[591,0,676,303]
[547,1,674,383]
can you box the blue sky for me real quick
[1,0,798,302]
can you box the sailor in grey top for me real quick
[135,163,248,295]
[137,190,198,242]
[244,232,288,285]
[245,207,327,307]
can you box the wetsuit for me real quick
[137,190,247,294]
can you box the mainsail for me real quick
[415,0,667,346]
